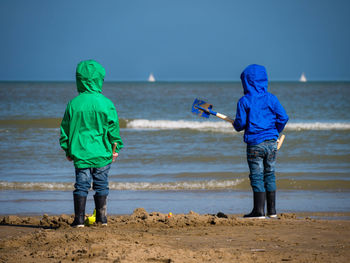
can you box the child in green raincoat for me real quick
[60,60,123,227]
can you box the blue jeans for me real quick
[247,140,277,192]
[74,164,111,197]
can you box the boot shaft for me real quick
[94,195,107,225]
[253,191,266,215]
[266,191,276,217]
[244,192,266,219]
[72,195,87,227]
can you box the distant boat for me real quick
[299,72,307,82]
[148,73,155,82]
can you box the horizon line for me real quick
[1,79,350,83]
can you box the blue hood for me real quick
[240,64,268,95]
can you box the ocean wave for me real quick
[285,122,350,131]
[1,179,350,191]
[126,119,233,132]
[125,119,350,132]
[0,181,72,191]
[1,118,350,131]
[0,179,244,191]
[0,118,62,128]
[109,179,245,190]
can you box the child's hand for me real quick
[113,152,119,162]
[66,156,73,162]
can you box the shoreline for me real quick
[1,209,350,262]
[1,211,350,220]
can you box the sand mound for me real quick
[1,208,294,229]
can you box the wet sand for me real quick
[1,209,350,262]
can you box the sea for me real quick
[0,81,349,216]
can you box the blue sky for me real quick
[1,0,349,81]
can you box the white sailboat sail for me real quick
[299,72,307,82]
[148,73,155,82]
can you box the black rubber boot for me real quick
[266,191,277,218]
[243,192,266,219]
[71,195,87,228]
[94,195,108,225]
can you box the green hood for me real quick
[76,60,105,93]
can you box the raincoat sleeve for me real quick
[59,104,71,156]
[107,106,123,153]
[274,97,289,133]
[233,99,247,132]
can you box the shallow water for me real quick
[0,81,349,214]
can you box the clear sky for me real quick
[1,0,349,81]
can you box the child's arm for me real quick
[233,99,247,132]
[112,143,118,162]
[274,98,289,133]
[59,104,71,158]
[107,106,124,153]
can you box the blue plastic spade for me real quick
[191,98,234,123]
[191,98,213,118]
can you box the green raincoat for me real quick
[59,60,123,168]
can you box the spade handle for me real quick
[216,112,234,123]
[277,134,285,150]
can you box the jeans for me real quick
[74,164,111,197]
[246,140,277,192]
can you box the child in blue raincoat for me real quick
[233,64,289,218]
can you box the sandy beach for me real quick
[1,209,350,263]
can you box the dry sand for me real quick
[1,209,350,262]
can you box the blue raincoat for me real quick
[233,64,289,145]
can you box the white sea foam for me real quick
[286,122,350,131]
[126,119,350,132]
[109,179,244,190]
[0,181,72,190]
[127,119,234,132]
